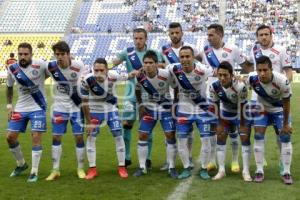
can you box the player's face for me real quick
[143,57,157,76]
[54,50,71,67]
[93,63,108,82]
[217,68,232,87]
[133,32,147,50]
[257,28,272,47]
[180,49,194,69]
[257,63,272,83]
[169,27,183,45]
[207,28,222,47]
[18,48,32,67]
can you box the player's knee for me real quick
[279,133,291,143]
[240,135,251,146]
[6,134,17,146]
[138,132,148,141]
[165,132,175,140]
[254,132,265,140]
[217,139,226,145]
[75,135,84,147]
[52,135,62,144]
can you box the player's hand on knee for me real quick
[281,125,292,135]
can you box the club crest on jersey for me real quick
[231,93,237,99]
[32,69,39,76]
[108,82,114,88]
[271,89,278,95]
[195,76,201,81]
[222,52,228,58]
[71,72,77,78]
[269,54,275,59]
[158,81,165,87]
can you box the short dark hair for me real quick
[143,50,158,63]
[179,46,194,56]
[52,41,70,53]
[9,53,14,58]
[218,61,233,75]
[256,24,272,36]
[94,58,108,68]
[133,28,147,38]
[169,22,182,30]
[18,42,33,53]
[256,55,272,69]
[207,24,224,37]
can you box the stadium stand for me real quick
[0,34,62,68]
[0,0,77,33]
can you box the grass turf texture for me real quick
[0,84,299,200]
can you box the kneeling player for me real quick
[246,56,293,185]
[209,61,251,181]
[133,50,177,178]
[81,58,137,179]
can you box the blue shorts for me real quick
[254,111,284,129]
[139,109,175,134]
[120,100,137,121]
[176,112,213,138]
[8,110,46,133]
[220,110,251,133]
[90,111,122,137]
[52,111,84,135]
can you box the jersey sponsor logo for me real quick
[31,64,40,69]
[204,45,220,68]
[127,47,143,70]
[223,47,232,53]
[70,66,80,72]
[194,69,204,76]
[162,44,180,64]
[271,48,280,55]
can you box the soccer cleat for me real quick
[168,168,178,179]
[118,166,128,178]
[281,174,293,185]
[199,168,211,180]
[125,159,132,167]
[279,161,284,176]
[212,171,226,180]
[231,161,240,173]
[27,173,38,182]
[242,172,252,182]
[160,162,169,171]
[10,163,28,177]
[178,167,192,179]
[77,168,86,179]
[254,172,264,183]
[46,170,60,181]
[207,162,217,171]
[133,168,147,177]
[146,159,152,170]
[85,167,98,180]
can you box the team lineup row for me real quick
[5,23,293,185]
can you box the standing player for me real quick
[198,23,253,172]
[45,41,87,181]
[249,24,293,174]
[133,50,177,178]
[160,22,199,170]
[112,28,164,168]
[6,42,48,182]
[209,61,252,182]
[169,46,214,179]
[81,58,137,179]
[246,56,293,185]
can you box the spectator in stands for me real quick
[5,53,17,69]
[4,39,12,46]
[37,42,45,48]
[107,25,112,33]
